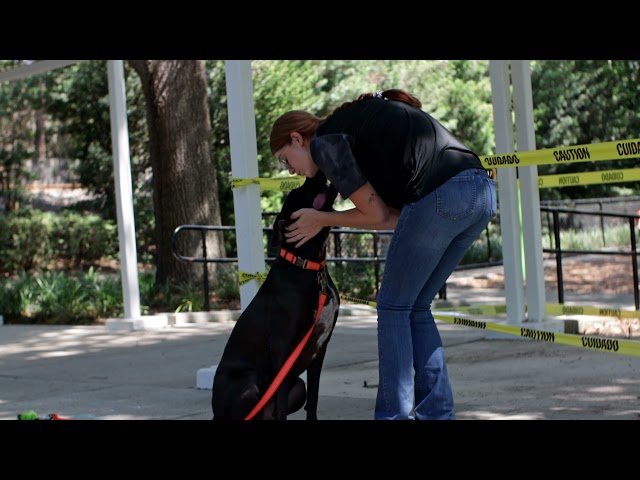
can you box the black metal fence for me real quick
[540,206,640,309]
[172,205,640,311]
[171,224,468,311]
[172,225,396,311]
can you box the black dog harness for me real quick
[244,249,329,420]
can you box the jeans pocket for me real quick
[435,175,476,220]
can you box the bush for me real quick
[0,263,241,325]
[54,211,118,266]
[0,208,118,274]
[0,271,35,320]
[0,209,54,271]
[0,207,506,324]
[0,268,124,324]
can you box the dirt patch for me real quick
[448,255,640,338]
[451,255,636,296]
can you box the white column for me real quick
[225,60,265,310]
[107,60,141,320]
[489,60,526,324]
[511,60,546,322]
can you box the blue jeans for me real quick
[375,169,497,420]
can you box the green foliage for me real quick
[0,60,46,211]
[440,60,494,156]
[33,271,91,324]
[205,60,231,225]
[211,263,241,303]
[0,208,117,274]
[206,60,497,241]
[0,270,35,318]
[0,266,238,324]
[172,281,206,313]
[0,141,35,211]
[329,230,385,300]
[45,60,154,254]
[252,61,327,227]
[0,268,123,324]
[53,210,118,265]
[6,59,640,324]
[541,221,635,252]
[80,267,123,318]
[0,60,500,278]
[461,220,503,265]
[5,59,640,247]
[531,60,640,201]
[0,208,55,271]
[138,263,239,314]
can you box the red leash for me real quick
[244,250,328,420]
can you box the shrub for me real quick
[0,208,118,274]
[54,211,118,266]
[0,210,55,271]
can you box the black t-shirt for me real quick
[310,98,483,209]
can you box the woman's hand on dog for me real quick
[286,208,325,248]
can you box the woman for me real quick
[269,89,497,420]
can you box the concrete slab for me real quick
[2,312,639,421]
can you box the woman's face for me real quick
[274,132,319,178]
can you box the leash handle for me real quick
[244,292,328,420]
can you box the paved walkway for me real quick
[2,284,639,420]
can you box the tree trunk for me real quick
[128,60,225,287]
[35,109,47,162]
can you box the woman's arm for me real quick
[285,182,400,248]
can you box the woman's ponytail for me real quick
[331,88,422,116]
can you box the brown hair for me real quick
[332,88,422,115]
[269,110,322,155]
[269,89,422,155]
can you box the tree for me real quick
[129,60,225,285]
[0,60,58,211]
[532,60,640,200]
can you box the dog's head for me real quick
[270,171,338,259]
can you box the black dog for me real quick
[211,173,340,420]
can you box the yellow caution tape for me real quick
[479,138,640,169]
[339,297,508,316]
[238,271,267,286]
[232,176,305,191]
[344,296,640,320]
[433,303,508,316]
[433,313,640,358]
[339,294,377,309]
[231,140,640,192]
[545,303,640,319]
[231,178,261,188]
[338,295,640,357]
[434,302,640,320]
[537,167,640,189]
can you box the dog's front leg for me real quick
[304,344,330,421]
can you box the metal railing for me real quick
[172,207,640,312]
[171,225,395,311]
[540,206,640,309]
[171,225,459,311]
